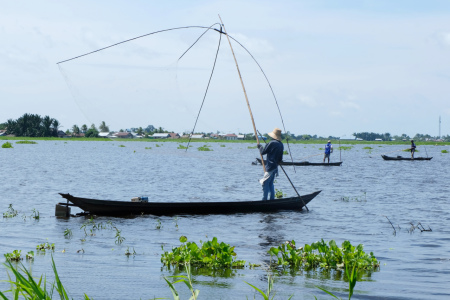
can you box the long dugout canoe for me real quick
[58,191,321,216]
[255,158,342,166]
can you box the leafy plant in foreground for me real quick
[161,236,245,269]
[0,256,91,299]
[177,145,188,149]
[441,149,448,153]
[164,263,199,300]
[245,271,293,300]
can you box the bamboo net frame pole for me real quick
[218,15,266,173]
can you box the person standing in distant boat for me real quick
[257,128,284,200]
[323,140,333,163]
[410,140,416,159]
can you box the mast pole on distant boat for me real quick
[218,15,266,173]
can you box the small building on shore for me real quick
[151,133,170,139]
[225,134,237,140]
[168,133,180,139]
[114,132,133,139]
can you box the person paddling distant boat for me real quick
[257,128,284,200]
[410,140,416,159]
[323,140,333,163]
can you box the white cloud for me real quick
[339,100,360,110]
[296,95,321,108]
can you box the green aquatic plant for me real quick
[441,149,448,153]
[156,144,161,147]
[2,142,13,148]
[268,239,379,271]
[339,192,367,202]
[0,256,92,299]
[245,271,293,300]
[64,228,73,238]
[3,204,18,218]
[4,250,22,261]
[145,146,152,149]
[16,140,38,144]
[220,144,226,147]
[248,145,258,149]
[315,263,358,300]
[338,146,353,150]
[197,145,213,151]
[125,247,136,256]
[30,208,39,220]
[118,144,126,147]
[161,236,245,269]
[362,146,372,150]
[26,251,34,260]
[177,144,188,149]
[283,150,289,155]
[275,189,286,199]
[156,218,162,229]
[114,227,125,244]
[36,242,55,251]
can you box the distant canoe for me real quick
[255,158,342,166]
[381,155,432,161]
[58,191,321,216]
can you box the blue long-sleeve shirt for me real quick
[259,140,284,172]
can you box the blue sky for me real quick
[1,0,450,137]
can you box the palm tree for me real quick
[81,124,87,133]
[51,119,60,137]
[72,125,80,135]
[99,121,109,132]
[42,115,53,137]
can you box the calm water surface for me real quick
[1,140,449,299]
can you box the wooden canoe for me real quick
[58,191,321,216]
[381,155,432,161]
[255,158,342,166]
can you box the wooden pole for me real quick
[218,15,266,172]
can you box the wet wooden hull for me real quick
[255,158,342,166]
[381,155,432,161]
[58,191,321,216]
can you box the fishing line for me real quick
[185,25,222,151]
[57,24,222,65]
[224,35,295,170]
[57,23,295,157]
[58,65,97,130]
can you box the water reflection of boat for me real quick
[254,158,342,166]
[381,155,432,161]
[58,191,321,216]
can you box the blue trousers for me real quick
[262,171,276,200]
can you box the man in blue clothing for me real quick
[323,140,333,163]
[410,140,416,159]
[257,128,284,200]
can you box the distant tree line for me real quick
[5,113,60,137]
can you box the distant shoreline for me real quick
[1,136,448,146]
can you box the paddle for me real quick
[257,130,309,211]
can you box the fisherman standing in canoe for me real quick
[323,140,333,163]
[410,140,416,159]
[258,128,284,200]
[257,128,284,200]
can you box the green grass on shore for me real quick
[1,136,448,146]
